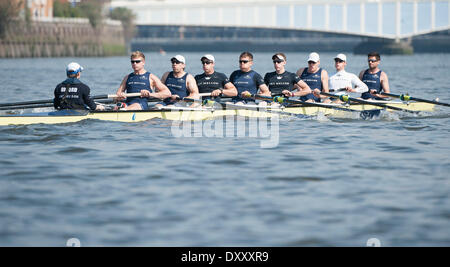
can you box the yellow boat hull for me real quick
[0,102,435,126]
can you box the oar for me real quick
[253,95,381,119]
[320,92,420,114]
[0,94,164,111]
[380,92,450,107]
[0,93,147,108]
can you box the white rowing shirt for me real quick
[329,70,368,95]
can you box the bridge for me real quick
[110,0,450,53]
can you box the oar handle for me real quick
[329,88,347,93]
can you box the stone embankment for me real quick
[0,18,126,58]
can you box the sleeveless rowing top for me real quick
[300,68,322,91]
[361,69,382,99]
[230,70,265,102]
[164,72,189,99]
[125,72,151,109]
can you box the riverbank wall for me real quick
[0,18,126,58]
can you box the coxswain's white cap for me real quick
[172,55,186,64]
[334,53,347,62]
[66,62,84,75]
[308,52,320,62]
[201,54,215,62]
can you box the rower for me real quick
[359,52,390,100]
[115,51,171,110]
[329,53,368,103]
[157,55,199,108]
[296,52,331,103]
[194,54,237,99]
[54,62,105,111]
[229,52,270,105]
[263,53,311,99]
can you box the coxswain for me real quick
[54,62,105,111]
[194,54,237,98]
[359,52,390,100]
[115,51,171,110]
[296,52,331,103]
[263,53,311,98]
[158,55,199,107]
[328,53,368,103]
[229,52,270,104]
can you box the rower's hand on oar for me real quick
[211,89,223,97]
[345,86,355,93]
[171,95,180,101]
[140,89,152,98]
[369,89,379,96]
[282,90,294,97]
[116,91,127,101]
[241,91,252,98]
[313,89,321,98]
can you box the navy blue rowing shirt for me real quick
[230,70,265,102]
[263,71,301,95]
[195,71,229,94]
[361,69,382,99]
[164,71,189,104]
[126,71,151,109]
[300,68,323,102]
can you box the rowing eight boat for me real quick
[0,100,435,126]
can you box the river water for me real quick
[0,52,449,246]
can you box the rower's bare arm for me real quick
[296,68,305,77]
[221,82,238,97]
[160,72,169,84]
[116,75,128,100]
[146,74,171,99]
[380,71,390,95]
[320,70,330,97]
[358,70,365,80]
[259,84,271,97]
[294,80,311,96]
[186,74,199,99]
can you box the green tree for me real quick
[78,1,104,28]
[0,0,23,38]
[109,7,136,40]
[53,0,84,18]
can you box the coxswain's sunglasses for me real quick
[273,60,284,64]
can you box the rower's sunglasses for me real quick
[308,61,317,64]
[202,60,213,65]
[273,60,284,64]
[334,59,344,63]
[171,59,182,64]
[239,60,250,64]
[131,60,142,64]
[368,59,379,63]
